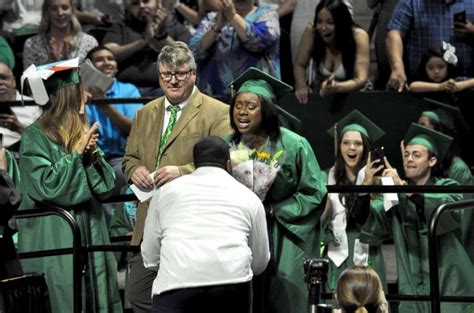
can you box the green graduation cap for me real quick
[21,58,81,105]
[229,67,293,102]
[326,109,385,143]
[422,98,470,132]
[0,36,15,70]
[404,123,453,162]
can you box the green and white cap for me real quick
[404,123,453,161]
[20,58,80,105]
[326,109,385,143]
[421,98,469,132]
[229,67,293,102]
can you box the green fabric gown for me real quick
[361,178,474,313]
[448,156,473,243]
[320,169,387,293]
[17,122,122,313]
[5,149,20,185]
[262,128,327,313]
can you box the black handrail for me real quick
[15,208,83,313]
[428,199,474,313]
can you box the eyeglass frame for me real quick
[158,69,195,82]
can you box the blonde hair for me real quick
[39,0,82,47]
[335,266,387,313]
[40,83,87,154]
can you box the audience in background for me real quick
[290,0,352,64]
[294,0,369,104]
[0,62,41,153]
[22,0,98,69]
[189,0,280,97]
[335,266,388,313]
[1,0,43,33]
[102,0,191,96]
[409,43,474,94]
[386,0,474,91]
[366,0,399,89]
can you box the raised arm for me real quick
[293,24,314,104]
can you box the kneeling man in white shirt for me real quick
[141,136,270,313]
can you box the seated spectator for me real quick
[334,266,388,313]
[386,0,474,92]
[409,42,474,94]
[22,0,98,69]
[0,61,42,152]
[365,123,474,313]
[189,0,280,97]
[141,136,269,313]
[294,0,369,104]
[102,0,191,96]
[1,0,42,33]
[85,45,142,194]
[18,58,122,313]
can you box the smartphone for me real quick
[0,104,12,115]
[454,11,467,25]
[370,147,386,176]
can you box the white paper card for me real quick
[381,176,399,211]
[130,171,158,203]
[80,59,113,94]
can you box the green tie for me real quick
[156,105,181,169]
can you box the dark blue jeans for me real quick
[151,281,252,313]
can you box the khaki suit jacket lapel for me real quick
[145,98,166,171]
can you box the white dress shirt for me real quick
[141,166,270,296]
[161,86,196,136]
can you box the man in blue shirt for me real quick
[386,0,474,91]
[86,45,143,223]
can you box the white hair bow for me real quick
[442,41,458,66]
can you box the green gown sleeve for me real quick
[6,149,20,187]
[19,125,114,208]
[270,134,328,242]
[359,195,393,245]
[83,149,116,200]
[419,178,463,235]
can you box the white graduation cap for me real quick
[20,58,80,105]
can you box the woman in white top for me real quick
[293,0,369,104]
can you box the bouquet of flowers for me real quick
[229,142,284,201]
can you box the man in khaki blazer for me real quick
[123,42,231,313]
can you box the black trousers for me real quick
[151,281,252,313]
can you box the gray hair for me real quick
[157,41,196,71]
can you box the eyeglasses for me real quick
[159,70,194,82]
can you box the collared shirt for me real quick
[0,91,41,148]
[141,166,270,296]
[388,0,474,78]
[161,86,196,136]
[86,79,142,157]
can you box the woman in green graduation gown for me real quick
[226,68,327,313]
[321,110,387,293]
[17,60,122,313]
[362,123,474,313]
